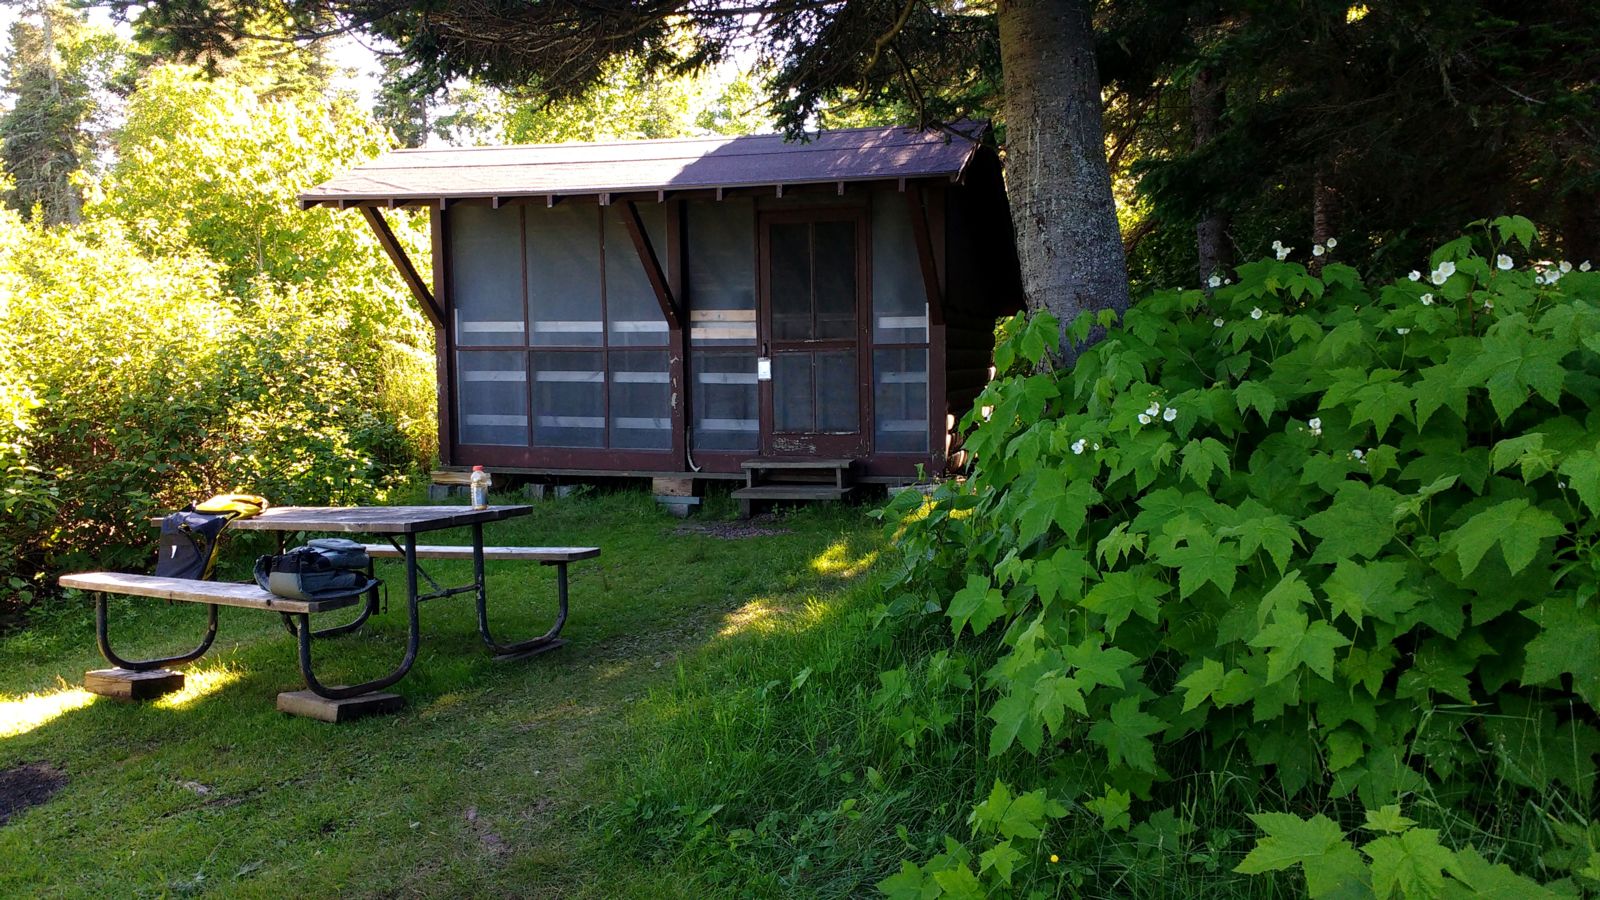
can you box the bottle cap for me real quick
[472,465,484,471]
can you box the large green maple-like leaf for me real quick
[1081,566,1167,636]
[1236,813,1368,899]
[1412,360,1468,428]
[1154,529,1242,598]
[1249,609,1351,683]
[1176,657,1227,712]
[1027,546,1090,607]
[1235,380,1279,422]
[1014,475,1101,545]
[1446,847,1563,900]
[1349,374,1414,439]
[1086,696,1166,773]
[1364,828,1454,900]
[1064,636,1138,691]
[1179,437,1232,487]
[1558,447,1600,515]
[1445,498,1565,577]
[1521,595,1600,706]
[948,574,1006,638]
[1322,559,1419,626]
[1300,482,1402,564]
[1221,512,1302,573]
[1456,323,1567,422]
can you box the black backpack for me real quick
[155,510,234,580]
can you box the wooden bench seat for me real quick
[58,572,362,615]
[359,545,600,564]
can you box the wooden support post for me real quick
[360,207,445,329]
[621,201,681,329]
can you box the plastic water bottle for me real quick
[469,465,491,510]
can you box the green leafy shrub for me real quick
[0,217,421,614]
[876,218,1598,895]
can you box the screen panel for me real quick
[451,206,525,347]
[527,205,603,347]
[871,192,929,344]
[692,349,758,450]
[874,348,928,452]
[609,349,672,450]
[457,350,528,446]
[531,350,605,447]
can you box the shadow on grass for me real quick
[0,488,882,898]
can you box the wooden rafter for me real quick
[620,201,681,330]
[360,206,444,329]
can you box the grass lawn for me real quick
[0,488,882,898]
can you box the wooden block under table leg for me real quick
[276,690,405,723]
[85,668,185,701]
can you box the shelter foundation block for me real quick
[276,689,404,723]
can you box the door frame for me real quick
[755,206,873,458]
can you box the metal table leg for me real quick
[95,594,218,671]
[293,534,421,700]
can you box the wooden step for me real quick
[731,485,853,502]
[740,458,854,471]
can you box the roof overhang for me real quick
[300,121,990,210]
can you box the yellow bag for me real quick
[194,493,270,520]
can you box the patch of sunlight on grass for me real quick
[719,595,835,639]
[0,686,97,738]
[151,665,243,710]
[809,540,879,578]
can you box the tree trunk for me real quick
[1191,65,1227,286]
[1311,163,1338,273]
[996,0,1129,362]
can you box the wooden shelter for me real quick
[301,122,1021,489]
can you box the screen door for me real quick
[759,211,869,456]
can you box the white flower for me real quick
[1483,299,1494,310]
[1275,245,1293,261]
[1092,443,1100,451]
[1162,407,1178,422]
[1208,275,1222,289]
[1213,317,1225,327]
[1430,260,1456,286]
[1559,260,1573,274]
[1250,307,1263,320]
[1396,327,1410,335]
[1559,481,1567,489]
[1224,277,1233,285]
[1351,448,1365,460]
[1408,270,1422,282]
[1138,413,1152,425]
[1071,438,1087,455]
[1308,417,1323,437]
[1325,238,1338,249]
[1313,244,1326,257]
[1145,402,1162,418]
[1583,261,1593,272]
[1496,254,1514,271]
[1271,239,1284,251]
[1420,293,1433,306]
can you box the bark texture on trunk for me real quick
[1191,65,1227,286]
[997,0,1129,361]
[1311,164,1339,273]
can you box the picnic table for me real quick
[60,504,600,722]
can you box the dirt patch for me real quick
[0,762,68,826]
[674,516,792,540]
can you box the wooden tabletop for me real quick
[221,505,532,535]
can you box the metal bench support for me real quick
[94,594,218,672]
[471,523,571,658]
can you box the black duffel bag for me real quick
[254,538,379,601]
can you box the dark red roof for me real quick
[300,122,989,207]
